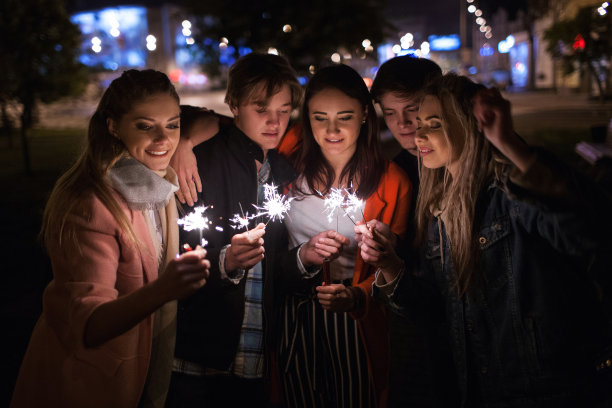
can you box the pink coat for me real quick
[11,192,158,408]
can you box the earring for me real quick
[361,118,366,125]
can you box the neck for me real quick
[153,168,167,178]
[324,153,351,188]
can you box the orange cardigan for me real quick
[352,161,412,408]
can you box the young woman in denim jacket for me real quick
[357,74,612,407]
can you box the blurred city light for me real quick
[362,39,371,48]
[331,52,341,63]
[475,9,482,16]
[146,34,156,51]
[468,5,476,13]
[268,47,278,55]
[428,34,461,51]
[283,24,292,33]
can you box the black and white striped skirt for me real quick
[278,292,374,408]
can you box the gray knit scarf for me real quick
[108,157,178,211]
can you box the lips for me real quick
[399,131,415,138]
[262,130,279,138]
[419,147,433,156]
[326,138,343,143]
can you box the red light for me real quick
[573,34,585,51]
[168,69,182,82]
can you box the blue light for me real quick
[428,34,461,51]
[479,44,494,57]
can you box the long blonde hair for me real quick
[40,69,179,251]
[415,74,509,295]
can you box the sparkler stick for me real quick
[177,204,210,247]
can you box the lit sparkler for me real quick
[177,205,210,247]
[320,187,364,227]
[253,183,293,225]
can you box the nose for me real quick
[415,127,427,142]
[266,111,280,128]
[153,127,170,142]
[326,119,339,135]
[398,111,412,128]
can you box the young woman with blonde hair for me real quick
[359,74,612,407]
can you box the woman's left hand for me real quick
[473,88,535,173]
[316,283,355,313]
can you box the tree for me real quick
[0,0,88,175]
[545,5,611,100]
[182,0,392,76]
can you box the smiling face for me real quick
[308,87,365,166]
[231,83,293,157]
[415,95,453,172]
[108,93,181,171]
[379,91,420,155]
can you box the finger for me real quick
[176,189,186,204]
[188,177,198,205]
[194,172,202,193]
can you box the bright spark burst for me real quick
[253,183,293,224]
[229,212,251,230]
[320,187,364,225]
[178,205,210,232]
[178,205,210,247]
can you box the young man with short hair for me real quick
[164,53,302,408]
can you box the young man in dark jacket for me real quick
[164,53,302,408]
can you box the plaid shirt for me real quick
[229,159,270,378]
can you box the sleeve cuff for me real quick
[374,265,404,297]
[219,245,245,284]
[297,243,321,278]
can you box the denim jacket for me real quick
[378,152,612,407]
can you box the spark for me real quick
[229,212,251,230]
[178,205,210,247]
[253,183,293,224]
[319,187,364,226]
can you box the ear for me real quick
[229,104,239,117]
[107,118,119,139]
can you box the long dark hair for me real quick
[295,64,384,199]
[41,69,179,250]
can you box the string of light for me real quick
[466,0,493,40]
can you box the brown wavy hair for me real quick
[40,69,179,251]
[294,64,384,200]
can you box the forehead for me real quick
[123,93,180,118]
[244,83,290,106]
[379,91,420,108]
[309,88,360,110]
[418,95,442,114]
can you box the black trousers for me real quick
[164,372,268,408]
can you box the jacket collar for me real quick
[226,124,265,164]
[224,123,297,187]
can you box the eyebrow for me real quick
[134,114,181,121]
[416,114,441,121]
[312,110,355,115]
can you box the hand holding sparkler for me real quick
[316,283,356,313]
[225,223,266,271]
[355,220,402,274]
[299,230,350,267]
[157,246,210,301]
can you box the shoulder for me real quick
[378,160,412,194]
[70,189,131,235]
